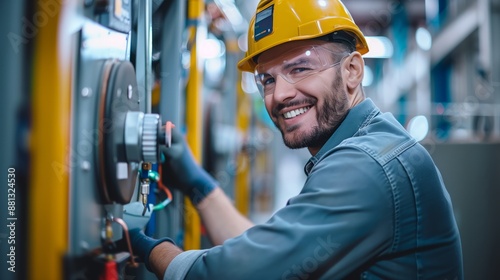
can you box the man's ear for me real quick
[342,52,364,92]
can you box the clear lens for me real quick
[254,45,349,98]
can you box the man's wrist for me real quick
[128,229,175,271]
[149,239,184,279]
[189,175,218,205]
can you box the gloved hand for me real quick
[122,202,174,271]
[127,228,174,271]
[160,126,218,205]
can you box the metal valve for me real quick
[140,181,150,215]
[124,112,172,163]
[123,113,173,213]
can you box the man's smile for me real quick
[283,106,312,119]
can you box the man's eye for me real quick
[262,76,275,86]
[290,67,312,74]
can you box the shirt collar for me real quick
[304,98,380,175]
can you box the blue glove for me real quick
[161,127,218,205]
[122,201,174,271]
[127,228,175,271]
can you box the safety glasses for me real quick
[254,45,350,98]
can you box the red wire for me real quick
[157,164,173,201]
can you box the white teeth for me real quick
[284,107,310,119]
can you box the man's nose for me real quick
[272,74,297,102]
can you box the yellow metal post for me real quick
[29,1,72,279]
[234,91,252,215]
[231,38,252,216]
[184,0,205,250]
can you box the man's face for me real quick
[256,40,351,151]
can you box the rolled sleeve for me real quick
[164,250,208,280]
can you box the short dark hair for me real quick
[252,31,356,65]
[320,31,357,53]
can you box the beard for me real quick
[277,72,350,149]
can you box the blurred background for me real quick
[0,0,499,279]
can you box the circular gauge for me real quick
[97,60,141,204]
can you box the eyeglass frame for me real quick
[254,45,351,98]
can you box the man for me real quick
[125,0,464,279]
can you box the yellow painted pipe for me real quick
[184,0,205,250]
[29,1,71,279]
[234,50,252,216]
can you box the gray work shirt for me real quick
[165,98,463,279]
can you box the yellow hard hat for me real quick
[237,0,369,72]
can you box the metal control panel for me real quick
[67,13,170,278]
[86,0,132,33]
